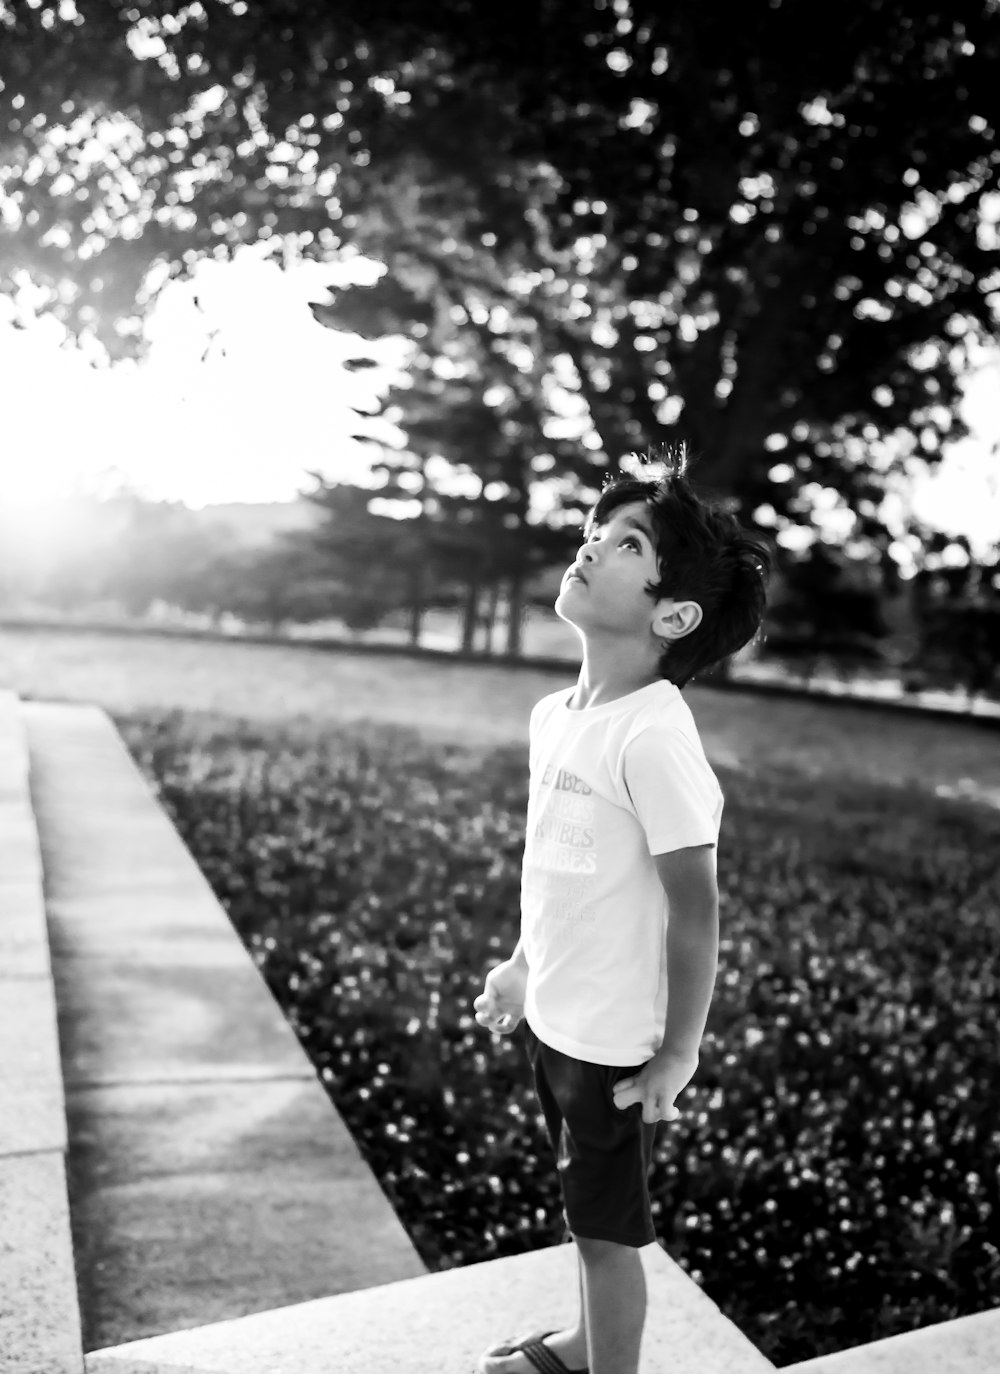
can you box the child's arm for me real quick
[612,844,719,1122]
[474,938,529,1036]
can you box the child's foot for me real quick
[477,1327,588,1374]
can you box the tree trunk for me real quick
[483,580,501,653]
[408,598,423,646]
[461,572,480,653]
[409,476,431,647]
[408,560,425,646]
[505,570,525,657]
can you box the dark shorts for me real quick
[525,1025,660,1248]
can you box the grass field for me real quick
[2,624,999,807]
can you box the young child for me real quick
[473,445,771,1374]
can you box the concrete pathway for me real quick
[784,1308,1000,1374]
[21,699,425,1355]
[0,689,83,1374]
[85,1241,776,1374]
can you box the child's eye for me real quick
[620,535,641,551]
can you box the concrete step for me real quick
[20,698,426,1353]
[84,1241,776,1374]
[0,1152,83,1374]
[783,1306,1000,1374]
[0,688,84,1374]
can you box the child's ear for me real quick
[652,599,703,643]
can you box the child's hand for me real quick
[473,958,527,1035]
[612,1048,699,1123]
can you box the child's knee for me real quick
[574,1233,639,1266]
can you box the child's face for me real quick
[555,499,665,638]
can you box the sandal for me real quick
[476,1329,589,1374]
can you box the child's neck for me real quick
[568,638,662,710]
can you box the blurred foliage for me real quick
[763,540,894,672]
[904,558,1000,697]
[1,0,999,548]
[758,538,1000,697]
[297,477,565,652]
[113,706,1000,1363]
[3,480,997,700]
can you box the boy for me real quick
[473,446,771,1374]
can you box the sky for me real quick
[1,242,411,508]
[2,239,999,559]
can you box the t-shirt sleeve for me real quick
[528,691,563,763]
[621,725,723,855]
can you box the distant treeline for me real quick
[1,488,996,699]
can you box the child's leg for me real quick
[576,1236,645,1374]
[481,1031,655,1372]
[560,1255,588,1362]
[525,1034,659,1372]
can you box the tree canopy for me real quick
[2,0,998,553]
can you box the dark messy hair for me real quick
[585,443,773,687]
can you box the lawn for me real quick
[4,625,1000,1363]
[3,624,999,804]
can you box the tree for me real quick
[902,535,1000,698]
[2,0,997,567]
[94,494,242,617]
[297,479,433,634]
[316,168,602,656]
[763,541,893,676]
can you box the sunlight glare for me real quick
[1,243,410,516]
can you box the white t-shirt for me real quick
[520,678,723,1067]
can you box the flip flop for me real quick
[476,1329,589,1374]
